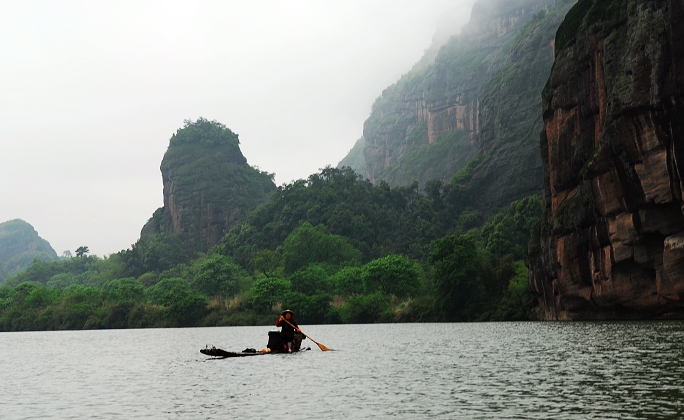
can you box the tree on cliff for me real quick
[75,246,89,258]
[171,117,239,147]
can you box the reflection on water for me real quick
[0,322,682,419]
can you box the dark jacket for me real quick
[276,317,298,339]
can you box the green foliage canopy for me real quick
[170,118,240,147]
[218,166,470,268]
[289,263,333,295]
[480,195,542,259]
[120,233,189,278]
[330,266,364,295]
[361,254,421,297]
[429,234,482,321]
[250,277,290,311]
[191,253,240,298]
[250,249,282,279]
[282,222,361,275]
[159,281,207,326]
[103,278,145,302]
[281,291,332,324]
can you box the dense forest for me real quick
[0,166,541,331]
[0,0,564,331]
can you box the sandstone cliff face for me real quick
[342,0,574,215]
[362,0,553,187]
[141,119,276,254]
[464,0,575,210]
[529,0,684,319]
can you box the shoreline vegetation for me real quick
[0,167,540,332]
[0,0,568,332]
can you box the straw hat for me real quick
[280,309,295,316]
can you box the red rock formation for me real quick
[529,0,684,319]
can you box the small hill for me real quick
[140,118,277,254]
[0,219,59,281]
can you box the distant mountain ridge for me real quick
[0,219,59,282]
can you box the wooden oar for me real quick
[282,318,332,351]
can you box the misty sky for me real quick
[1,0,476,256]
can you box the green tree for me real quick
[217,166,456,266]
[251,249,282,278]
[25,286,61,308]
[143,276,206,326]
[75,246,90,258]
[480,195,543,259]
[289,264,332,295]
[493,260,532,321]
[59,286,104,329]
[159,282,207,326]
[120,233,189,278]
[250,277,290,311]
[0,286,12,311]
[9,282,39,308]
[282,222,362,275]
[103,278,145,302]
[145,277,190,304]
[6,259,62,286]
[137,272,158,288]
[361,254,421,297]
[191,253,240,297]
[337,292,391,324]
[429,234,481,321]
[330,266,364,295]
[281,291,332,324]
[170,118,240,147]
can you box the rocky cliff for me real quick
[529,0,684,319]
[141,118,276,254]
[460,0,575,209]
[340,0,575,212]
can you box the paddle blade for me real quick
[297,326,332,351]
[316,342,332,351]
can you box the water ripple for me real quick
[0,322,682,418]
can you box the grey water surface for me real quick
[0,322,682,419]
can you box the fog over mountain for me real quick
[0,0,476,256]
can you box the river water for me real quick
[0,322,682,419]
